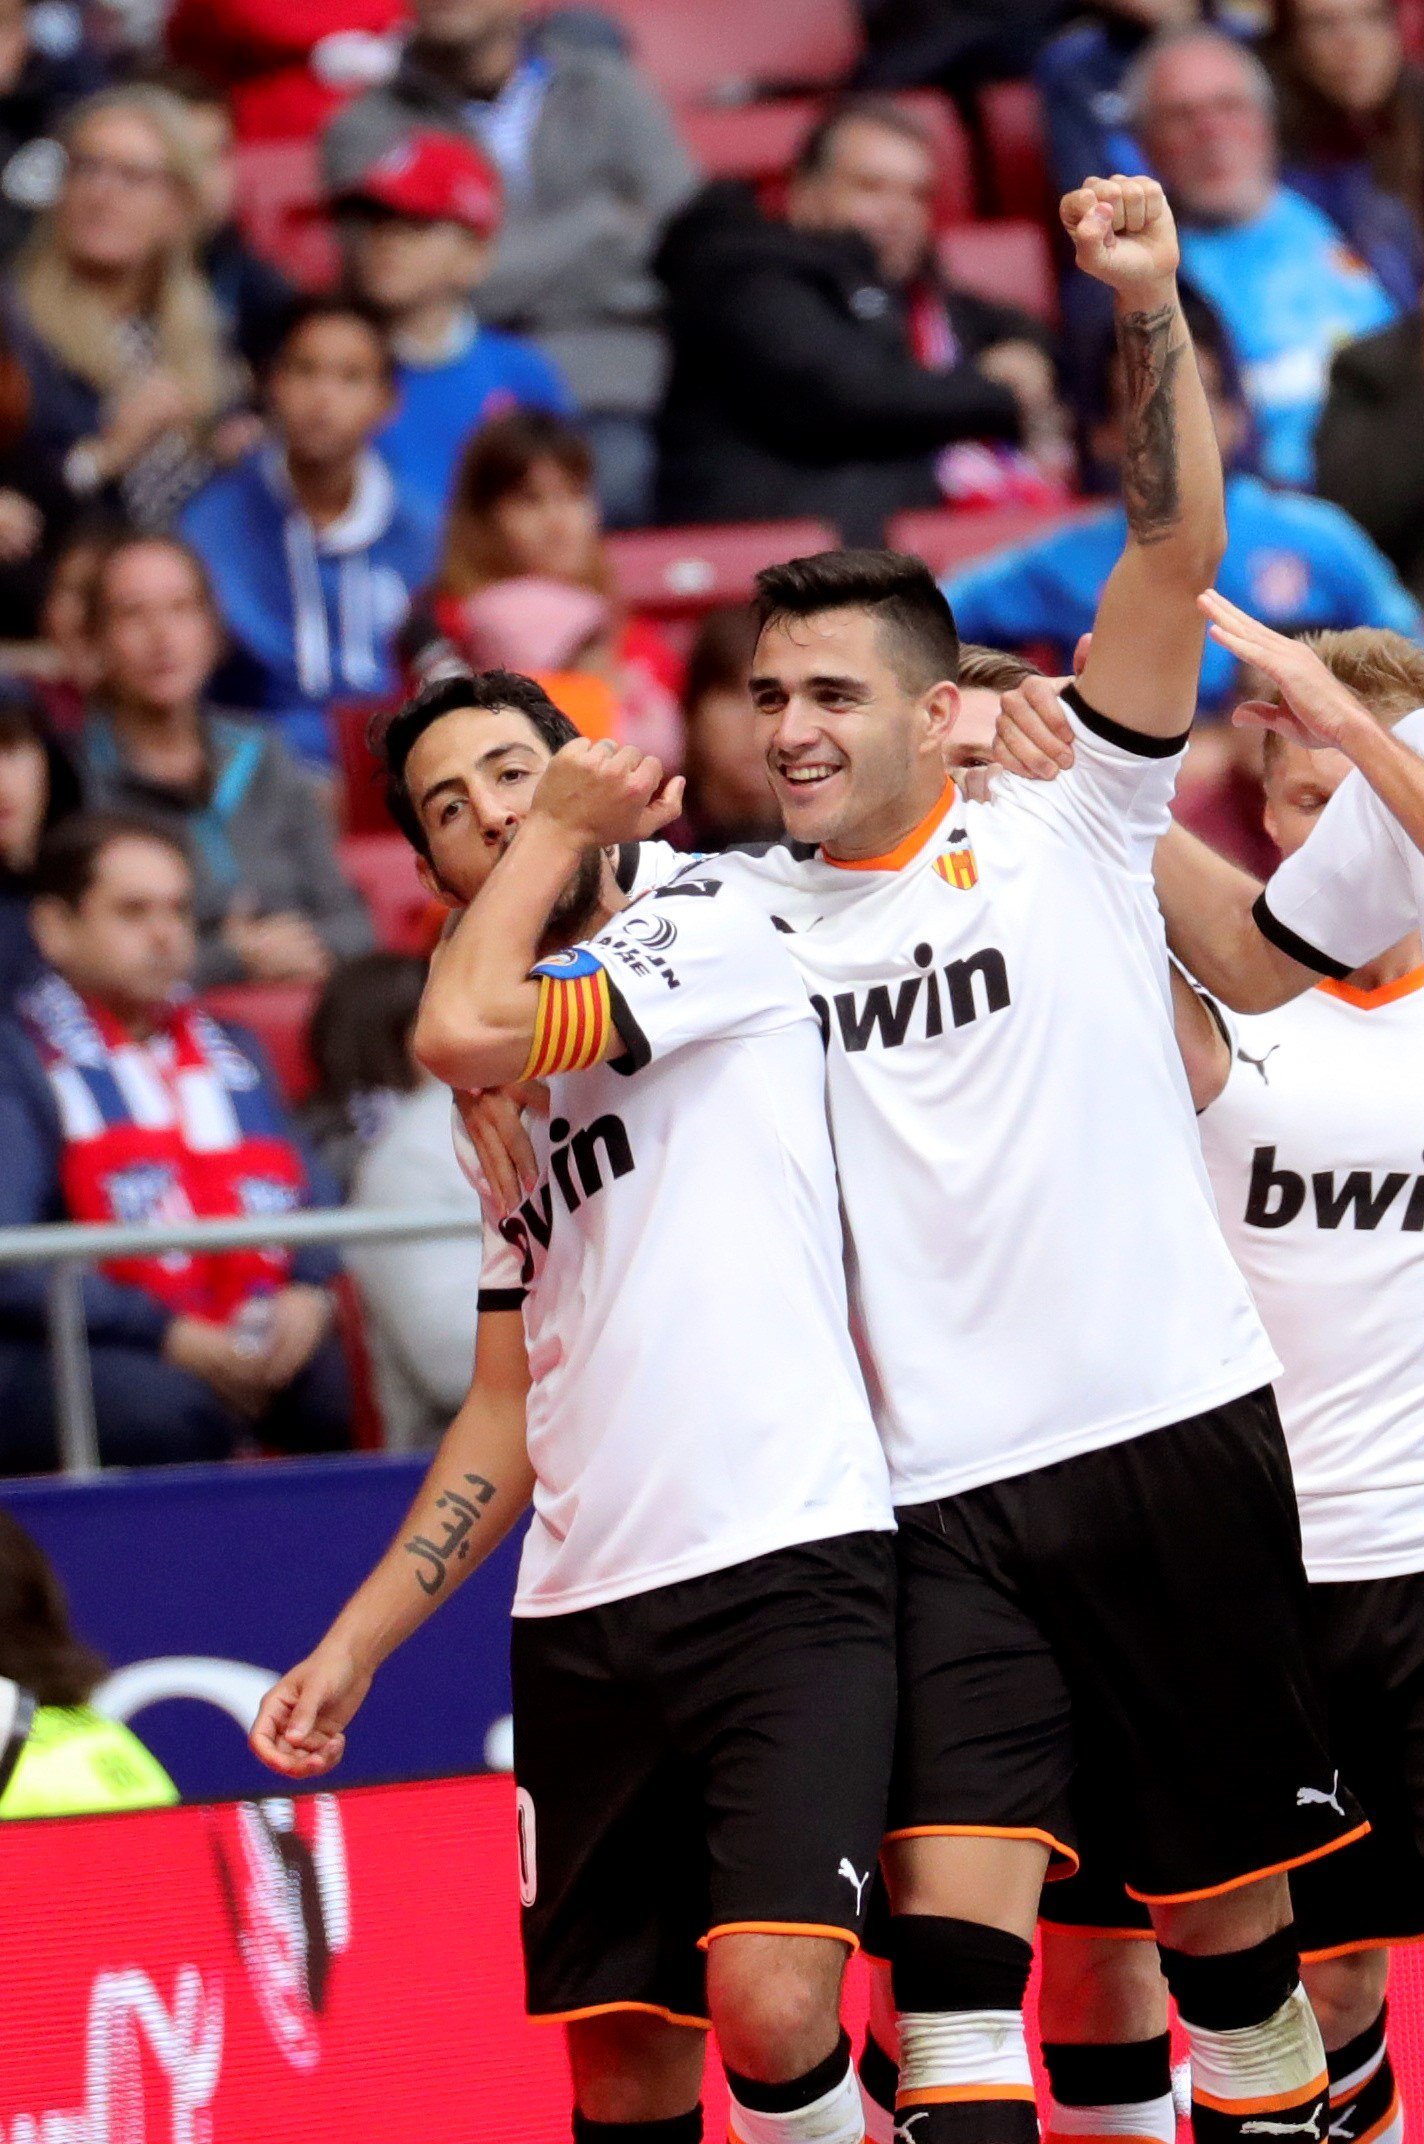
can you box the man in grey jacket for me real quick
[324,0,696,525]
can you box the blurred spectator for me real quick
[0,1510,176,1814]
[30,522,106,731]
[1126,27,1398,483]
[181,296,438,768]
[166,0,405,146]
[323,0,697,527]
[335,127,571,527]
[0,312,67,637]
[0,812,352,1470]
[3,86,240,531]
[1267,0,1424,308]
[857,0,1069,94]
[947,291,1421,706]
[0,0,108,265]
[0,692,79,1004]
[1315,307,1424,595]
[304,948,484,1448]
[77,531,374,986]
[1035,1,1173,202]
[655,98,1067,543]
[431,407,682,734]
[677,604,777,850]
[148,66,294,377]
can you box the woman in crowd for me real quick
[429,409,683,762]
[303,950,486,1451]
[1269,0,1424,306]
[0,691,79,1007]
[676,603,780,851]
[3,85,238,532]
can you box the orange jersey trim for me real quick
[1125,1821,1371,1905]
[1319,966,1424,1010]
[700,1920,859,1953]
[886,1822,1080,1877]
[1195,2075,1328,2118]
[898,2085,1038,2108]
[523,967,613,1081]
[529,1998,710,2030]
[822,780,957,873]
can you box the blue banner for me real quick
[1,1453,521,1801]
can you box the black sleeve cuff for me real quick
[1251,891,1354,981]
[1061,682,1191,761]
[605,972,650,1077]
[477,1288,527,1313]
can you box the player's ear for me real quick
[923,679,961,755]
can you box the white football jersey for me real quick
[1199,970,1424,1580]
[475,879,893,1617]
[1257,708,1424,976]
[689,691,1278,1503]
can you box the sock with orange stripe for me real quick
[725,2030,865,2144]
[1325,2005,1402,2144]
[1159,1931,1327,2144]
[891,1915,1039,2143]
[859,2029,899,2143]
[1041,2036,1176,2144]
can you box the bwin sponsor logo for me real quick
[499,1114,636,1282]
[1245,1145,1424,1233]
[814,941,1010,1054]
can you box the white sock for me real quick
[728,2045,867,2144]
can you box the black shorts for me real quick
[510,1531,897,2025]
[891,1387,1365,1905]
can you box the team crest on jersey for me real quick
[934,829,978,891]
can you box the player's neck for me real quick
[821,770,953,866]
[1346,932,1423,995]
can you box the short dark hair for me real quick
[265,294,395,385]
[32,810,191,909]
[795,94,933,180]
[0,1509,106,1708]
[375,668,579,859]
[308,949,427,1107]
[753,548,960,689]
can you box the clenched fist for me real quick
[1061,176,1179,304]
[530,737,686,851]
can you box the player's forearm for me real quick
[1338,716,1424,853]
[1154,823,1306,1012]
[325,1386,534,1673]
[1115,280,1225,582]
[415,813,583,1089]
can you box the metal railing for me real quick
[0,1208,485,1478]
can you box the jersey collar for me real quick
[1318,966,1424,1010]
[820,779,957,873]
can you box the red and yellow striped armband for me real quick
[522,958,615,1080]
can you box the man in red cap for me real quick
[337,126,574,527]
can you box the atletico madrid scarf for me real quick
[19,973,308,1322]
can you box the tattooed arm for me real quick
[1064,177,1225,739]
[250,1307,534,1779]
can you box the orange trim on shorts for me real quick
[1319,967,1424,1010]
[886,1822,1080,1876]
[529,1998,710,2030]
[1305,1932,1424,1964]
[897,2086,1038,2108]
[1195,2074,1329,2118]
[700,1920,859,1953]
[1351,2091,1402,2144]
[1037,1920,1158,1942]
[1125,1821,1371,1906]
[821,781,956,872]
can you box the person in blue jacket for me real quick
[180,296,439,768]
[946,291,1421,711]
[336,127,573,528]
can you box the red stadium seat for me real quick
[339,833,436,956]
[531,0,862,103]
[887,501,1093,580]
[978,80,1052,223]
[200,982,320,1104]
[233,138,338,290]
[330,698,398,836]
[939,220,1058,325]
[607,520,840,620]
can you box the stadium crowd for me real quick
[0,0,1422,1468]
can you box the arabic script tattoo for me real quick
[404,1473,497,1597]
[1117,301,1183,546]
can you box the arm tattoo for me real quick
[1117,302,1184,545]
[404,1473,497,1597]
